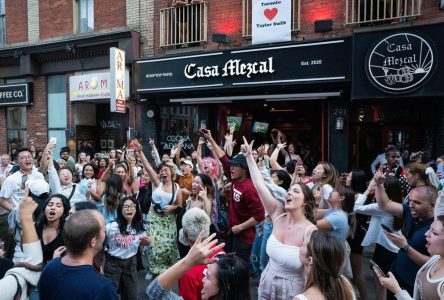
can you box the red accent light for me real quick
[303,3,339,24]
[213,20,241,35]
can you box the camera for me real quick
[153,202,165,214]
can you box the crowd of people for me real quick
[0,128,444,300]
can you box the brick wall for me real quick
[6,0,28,44]
[126,0,139,29]
[27,76,48,148]
[95,0,126,31]
[140,0,155,57]
[28,0,40,42]
[152,0,444,55]
[39,0,73,39]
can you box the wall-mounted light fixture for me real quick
[335,117,344,130]
[65,44,76,53]
[13,50,23,59]
[314,19,333,33]
[212,33,230,44]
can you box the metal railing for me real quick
[160,2,208,47]
[242,0,300,38]
[346,0,421,25]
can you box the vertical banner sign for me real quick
[252,0,291,45]
[110,47,126,113]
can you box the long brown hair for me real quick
[317,161,339,187]
[297,183,316,225]
[384,176,404,230]
[304,231,355,300]
[405,163,431,187]
[335,186,357,238]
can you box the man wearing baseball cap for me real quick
[200,129,264,262]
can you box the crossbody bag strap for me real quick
[67,184,77,201]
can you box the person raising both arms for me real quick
[200,129,265,263]
[134,140,182,276]
[241,137,317,300]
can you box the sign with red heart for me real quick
[264,8,278,21]
[252,0,291,45]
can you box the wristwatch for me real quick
[400,244,410,253]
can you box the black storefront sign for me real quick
[352,22,443,99]
[134,38,351,94]
[0,83,32,106]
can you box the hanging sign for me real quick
[252,0,291,45]
[110,47,126,113]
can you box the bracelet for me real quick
[400,244,410,253]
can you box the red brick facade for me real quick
[27,76,48,149]
[39,0,73,40]
[94,0,126,31]
[6,0,28,44]
[153,0,444,55]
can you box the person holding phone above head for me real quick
[375,214,444,300]
[354,175,403,300]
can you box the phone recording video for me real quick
[370,259,388,278]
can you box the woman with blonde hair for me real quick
[311,161,339,208]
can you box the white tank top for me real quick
[266,213,316,274]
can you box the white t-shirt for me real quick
[106,222,146,259]
[319,184,333,209]
[48,166,87,207]
[0,169,44,208]
[0,163,13,180]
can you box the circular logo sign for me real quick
[367,33,435,94]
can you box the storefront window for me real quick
[158,105,199,156]
[7,107,27,148]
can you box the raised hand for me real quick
[276,142,287,150]
[170,145,178,157]
[197,185,208,200]
[184,232,224,266]
[199,128,212,140]
[241,136,254,156]
[20,186,38,220]
[374,170,386,185]
[198,137,206,145]
[229,124,236,134]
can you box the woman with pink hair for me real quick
[196,137,227,234]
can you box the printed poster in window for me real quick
[252,0,291,45]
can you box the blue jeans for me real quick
[260,219,272,271]
[250,222,263,274]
